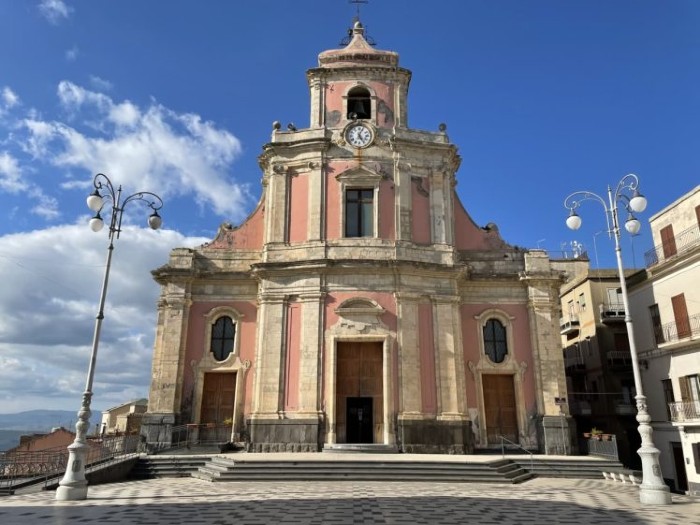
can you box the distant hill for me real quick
[0,429,29,451]
[0,410,92,432]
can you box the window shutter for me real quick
[660,225,677,258]
[671,293,691,339]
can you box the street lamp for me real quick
[564,173,671,505]
[56,173,163,501]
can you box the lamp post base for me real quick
[55,430,90,501]
[55,483,88,501]
[638,445,672,505]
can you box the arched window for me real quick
[347,86,371,119]
[483,318,508,363]
[210,316,236,361]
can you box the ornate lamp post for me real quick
[564,173,671,505]
[56,173,163,501]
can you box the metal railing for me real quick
[655,312,700,345]
[498,435,534,471]
[599,302,625,320]
[645,224,700,267]
[0,434,141,494]
[669,400,700,423]
[149,424,234,454]
[586,434,618,461]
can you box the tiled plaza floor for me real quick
[0,477,698,525]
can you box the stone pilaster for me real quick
[396,294,421,415]
[520,251,572,454]
[141,280,191,448]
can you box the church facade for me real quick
[142,20,571,454]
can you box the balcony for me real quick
[655,312,700,345]
[644,224,700,268]
[614,400,636,415]
[669,400,700,423]
[560,315,580,335]
[600,302,625,323]
[606,350,632,369]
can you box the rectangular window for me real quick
[579,293,586,311]
[607,288,623,307]
[671,293,691,339]
[649,303,664,345]
[345,188,374,237]
[662,379,675,420]
[660,224,677,259]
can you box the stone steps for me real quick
[190,457,532,484]
[130,455,623,485]
[129,456,211,479]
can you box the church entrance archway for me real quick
[198,372,237,443]
[483,374,518,444]
[335,342,383,443]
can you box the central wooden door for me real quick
[336,342,383,443]
[483,374,518,444]
[201,372,236,424]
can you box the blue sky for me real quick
[0,0,698,414]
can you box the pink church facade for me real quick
[142,20,571,454]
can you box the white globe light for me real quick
[89,216,104,232]
[566,213,582,231]
[629,193,647,213]
[87,193,104,212]
[148,212,162,230]
[625,217,641,235]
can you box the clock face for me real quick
[346,124,372,148]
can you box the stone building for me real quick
[559,268,639,467]
[142,19,570,454]
[627,185,700,494]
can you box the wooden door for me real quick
[483,374,518,444]
[672,293,691,339]
[201,372,236,424]
[336,342,383,443]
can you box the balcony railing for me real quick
[600,302,625,323]
[669,400,700,423]
[560,315,580,335]
[645,224,700,268]
[655,312,700,345]
[607,350,632,368]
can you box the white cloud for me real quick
[0,151,26,192]
[65,46,79,62]
[2,87,20,109]
[1,82,249,222]
[89,75,113,92]
[18,81,248,219]
[0,224,208,412]
[38,0,72,25]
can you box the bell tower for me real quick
[307,20,410,130]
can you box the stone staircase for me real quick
[129,455,212,479]
[129,455,623,484]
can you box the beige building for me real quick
[559,268,639,466]
[627,185,700,495]
[100,398,148,435]
[142,18,571,455]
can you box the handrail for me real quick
[498,435,534,471]
[0,434,141,494]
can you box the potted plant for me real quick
[590,427,603,440]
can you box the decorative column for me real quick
[520,251,573,455]
[141,276,192,449]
